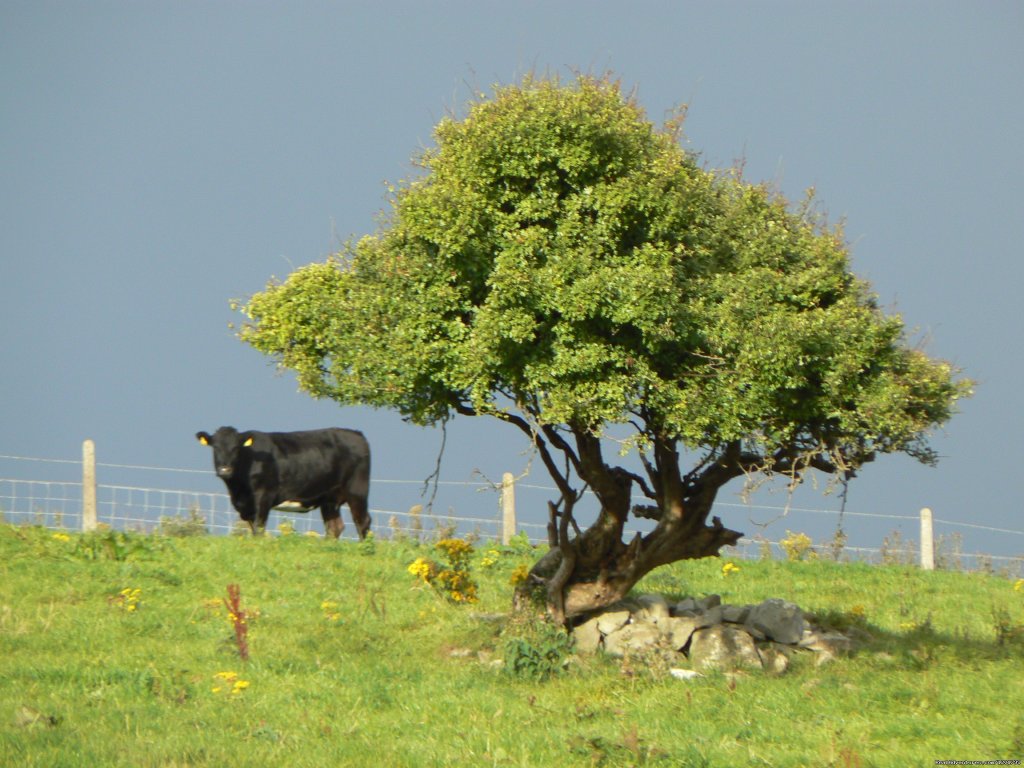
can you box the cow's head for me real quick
[196,427,253,480]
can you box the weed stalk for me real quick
[224,583,250,661]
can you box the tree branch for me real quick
[547,497,578,626]
[637,444,661,500]
[539,423,581,474]
[624,468,657,500]
[453,399,579,509]
[420,415,448,511]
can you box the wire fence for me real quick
[0,476,546,540]
[2,450,1023,578]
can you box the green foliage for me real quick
[157,508,209,537]
[567,728,678,766]
[502,613,574,681]
[504,530,537,556]
[70,528,162,561]
[993,607,1024,650]
[356,530,377,556]
[238,72,969,486]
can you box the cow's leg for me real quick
[349,496,372,541]
[325,516,344,539]
[237,506,260,537]
[241,517,261,536]
[321,506,344,539]
[252,491,273,536]
[232,492,260,536]
[241,513,262,536]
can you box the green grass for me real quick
[1,525,1022,767]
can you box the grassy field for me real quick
[1,523,1022,767]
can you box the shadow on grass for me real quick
[807,607,1024,670]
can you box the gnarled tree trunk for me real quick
[524,499,742,623]
[519,430,743,624]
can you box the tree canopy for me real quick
[238,74,970,619]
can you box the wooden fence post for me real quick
[82,439,98,532]
[920,507,934,570]
[501,472,516,545]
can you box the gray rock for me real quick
[757,644,791,675]
[572,617,603,653]
[576,594,835,673]
[721,604,752,624]
[698,604,724,628]
[745,599,805,644]
[743,623,767,641]
[674,604,723,628]
[606,598,642,614]
[698,594,722,610]
[673,594,721,616]
[688,625,763,671]
[673,597,698,615]
[603,621,664,657]
[635,594,671,624]
[596,610,632,636]
[801,630,854,665]
[662,616,700,650]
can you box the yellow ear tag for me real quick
[243,437,254,447]
[199,435,209,446]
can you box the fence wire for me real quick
[2,449,1023,579]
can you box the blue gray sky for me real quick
[2,2,1022,557]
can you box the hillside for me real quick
[1,525,1022,766]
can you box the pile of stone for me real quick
[572,594,855,674]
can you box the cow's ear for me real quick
[242,435,254,448]
[197,432,210,446]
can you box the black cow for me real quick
[196,426,371,540]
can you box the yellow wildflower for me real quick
[407,557,436,582]
[780,531,817,561]
[435,538,474,568]
[509,564,530,587]
[480,549,501,568]
[212,672,249,696]
[721,562,741,577]
[436,538,473,556]
[113,588,141,612]
[320,600,342,621]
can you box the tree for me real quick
[237,74,970,622]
